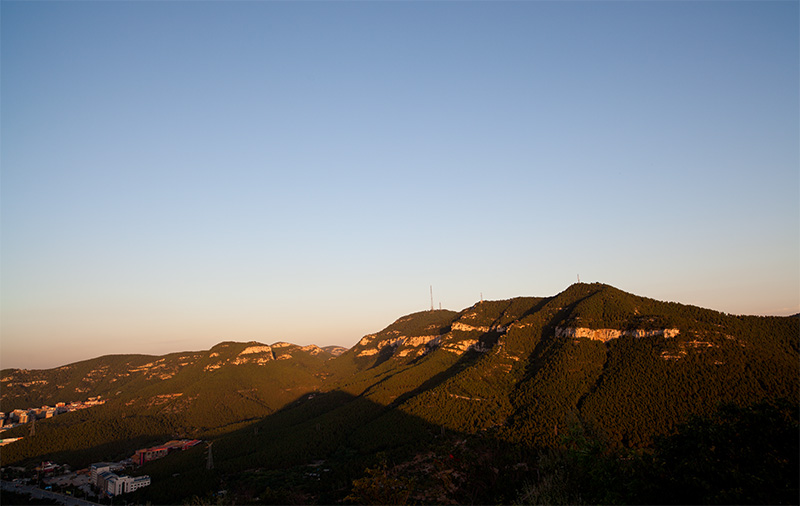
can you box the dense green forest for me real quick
[1,283,797,504]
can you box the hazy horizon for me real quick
[2,1,798,370]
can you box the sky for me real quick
[1,0,798,370]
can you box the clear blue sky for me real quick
[2,1,798,370]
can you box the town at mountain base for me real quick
[1,283,797,505]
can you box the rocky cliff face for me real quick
[450,321,507,334]
[206,342,276,370]
[348,310,458,361]
[355,333,443,357]
[554,327,680,343]
[350,306,516,361]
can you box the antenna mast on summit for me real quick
[430,286,434,311]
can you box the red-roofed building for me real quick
[132,439,202,466]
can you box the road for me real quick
[1,479,101,506]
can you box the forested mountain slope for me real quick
[319,282,798,449]
[1,283,797,504]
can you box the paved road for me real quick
[1,479,101,506]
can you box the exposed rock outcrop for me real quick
[356,334,442,357]
[451,322,507,334]
[555,327,680,343]
[230,344,275,364]
[239,345,274,356]
[441,339,489,353]
[204,341,335,369]
[300,345,323,355]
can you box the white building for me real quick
[104,474,151,496]
[91,464,151,497]
[124,475,151,493]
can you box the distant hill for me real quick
[1,283,797,504]
[0,341,336,468]
[1,341,336,413]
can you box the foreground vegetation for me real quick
[161,399,799,505]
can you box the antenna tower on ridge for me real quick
[430,286,434,311]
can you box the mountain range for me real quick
[1,283,797,504]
